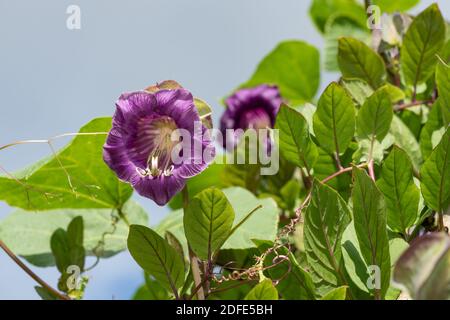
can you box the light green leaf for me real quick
[338,37,386,89]
[389,115,422,170]
[352,167,391,299]
[244,279,278,300]
[341,79,374,106]
[323,15,369,71]
[156,187,279,253]
[275,104,318,171]
[401,4,445,88]
[321,286,348,300]
[393,232,450,299]
[356,88,393,142]
[0,200,147,267]
[127,225,185,294]
[313,82,356,155]
[0,117,132,210]
[420,98,450,159]
[436,62,450,121]
[377,146,420,235]
[132,275,170,300]
[309,0,366,33]
[242,41,320,103]
[184,188,234,260]
[372,0,419,13]
[420,128,450,213]
[304,182,351,289]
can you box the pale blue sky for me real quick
[0,0,448,299]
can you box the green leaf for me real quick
[314,146,352,194]
[0,117,132,210]
[420,128,450,213]
[275,104,318,171]
[184,188,235,260]
[313,82,356,155]
[341,79,374,106]
[401,4,446,88]
[436,62,450,118]
[352,167,391,298]
[356,88,393,142]
[420,98,450,159]
[50,229,72,273]
[169,162,224,210]
[321,286,348,300]
[338,37,386,89]
[156,187,279,254]
[304,182,351,289]
[323,16,369,71]
[254,240,316,300]
[372,0,419,13]
[34,286,58,300]
[393,232,450,299]
[132,276,170,300]
[0,200,147,267]
[389,115,423,170]
[242,41,320,103]
[244,279,278,300]
[377,146,420,235]
[127,225,185,294]
[309,0,366,33]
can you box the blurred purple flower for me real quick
[220,84,282,149]
[103,89,214,206]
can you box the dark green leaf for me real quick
[184,188,235,260]
[352,167,391,298]
[338,37,386,89]
[304,182,351,289]
[356,88,393,142]
[127,225,185,294]
[401,4,445,88]
[275,104,318,171]
[377,146,420,234]
[313,82,356,155]
[420,128,450,213]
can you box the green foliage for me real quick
[420,128,450,213]
[0,117,132,210]
[400,4,445,89]
[304,182,351,290]
[2,0,450,302]
[184,188,235,260]
[313,82,356,156]
[275,104,318,171]
[0,200,147,266]
[352,168,391,299]
[244,279,278,300]
[377,147,420,235]
[127,225,185,295]
[242,41,320,103]
[338,37,386,89]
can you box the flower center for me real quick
[134,116,180,178]
[239,108,272,130]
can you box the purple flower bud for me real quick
[220,84,282,149]
[103,88,215,206]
